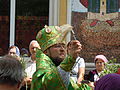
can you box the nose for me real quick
[33,48,37,51]
[60,46,66,51]
[10,53,14,56]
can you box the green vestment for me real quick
[31,49,75,90]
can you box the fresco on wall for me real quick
[71,0,120,62]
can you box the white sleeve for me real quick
[78,58,85,68]
[57,66,70,88]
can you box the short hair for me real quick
[0,55,24,85]
[29,40,40,53]
[8,45,16,51]
[29,40,39,48]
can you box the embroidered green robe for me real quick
[31,49,76,90]
[31,49,91,90]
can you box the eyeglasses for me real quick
[53,44,66,49]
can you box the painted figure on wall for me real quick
[80,0,120,26]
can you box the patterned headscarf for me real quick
[36,24,72,52]
[94,55,108,63]
[95,73,120,90]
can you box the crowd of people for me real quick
[0,24,120,90]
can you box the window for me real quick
[0,0,49,55]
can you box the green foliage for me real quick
[20,57,26,70]
[19,57,27,77]
[100,58,120,77]
[69,78,91,90]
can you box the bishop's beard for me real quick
[49,57,63,66]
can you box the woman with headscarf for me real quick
[21,48,29,57]
[8,45,21,60]
[88,55,108,82]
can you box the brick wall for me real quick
[0,16,48,55]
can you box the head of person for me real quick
[36,24,72,66]
[94,55,108,72]
[95,73,120,90]
[21,48,29,57]
[8,45,20,57]
[29,40,40,56]
[0,55,24,90]
[67,40,82,56]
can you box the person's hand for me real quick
[22,77,32,86]
[67,40,82,59]
[88,82,94,89]
[77,82,82,87]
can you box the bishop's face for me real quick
[45,43,67,66]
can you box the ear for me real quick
[44,49,50,55]
[16,82,22,89]
[44,49,51,57]
[44,50,47,54]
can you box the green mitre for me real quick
[36,24,72,52]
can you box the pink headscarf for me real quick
[94,55,108,63]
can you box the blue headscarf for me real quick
[15,46,20,56]
[9,45,20,56]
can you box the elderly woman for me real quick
[88,55,108,82]
[8,45,21,60]
[8,45,20,56]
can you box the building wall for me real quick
[59,0,67,25]
[71,0,120,62]
[0,16,48,55]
